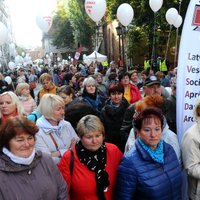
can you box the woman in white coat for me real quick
[35,94,79,164]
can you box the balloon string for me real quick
[151,12,157,71]
[165,25,172,60]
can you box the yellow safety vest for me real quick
[159,59,168,72]
[144,60,150,70]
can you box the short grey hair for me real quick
[38,94,65,120]
[82,76,97,87]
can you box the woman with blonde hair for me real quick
[15,82,36,115]
[0,91,24,124]
[58,114,122,200]
[35,94,79,164]
[37,73,57,105]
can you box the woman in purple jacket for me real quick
[116,107,182,200]
[0,116,68,200]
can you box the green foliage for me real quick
[51,3,74,48]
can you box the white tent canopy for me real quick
[84,51,107,65]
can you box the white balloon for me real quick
[0,22,8,45]
[117,3,134,27]
[8,61,15,70]
[173,15,182,28]
[149,0,163,13]
[4,76,12,85]
[85,0,106,22]
[166,8,178,25]
[36,12,53,33]
[57,57,60,61]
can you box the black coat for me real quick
[101,98,129,152]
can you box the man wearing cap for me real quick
[120,75,176,152]
[143,75,170,99]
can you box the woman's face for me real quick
[58,92,73,105]
[42,79,52,90]
[110,92,123,106]
[81,131,104,152]
[9,132,35,158]
[137,117,162,150]
[0,94,17,116]
[52,104,65,121]
[131,73,138,83]
[21,87,30,97]
[121,75,130,86]
[86,85,96,94]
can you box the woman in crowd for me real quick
[0,116,68,200]
[57,85,75,108]
[35,94,79,164]
[101,83,129,152]
[0,91,24,124]
[124,95,181,164]
[182,96,200,200]
[37,73,57,105]
[58,115,122,200]
[80,76,104,114]
[15,82,36,115]
[116,107,182,200]
[118,72,141,104]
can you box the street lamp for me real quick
[116,23,126,71]
[116,25,122,67]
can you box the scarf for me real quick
[1,110,18,122]
[36,116,65,137]
[76,141,110,200]
[3,147,35,165]
[138,138,164,164]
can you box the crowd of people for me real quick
[0,59,196,200]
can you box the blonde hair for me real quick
[39,73,52,84]
[38,94,65,120]
[77,115,105,138]
[15,83,30,96]
[0,91,25,117]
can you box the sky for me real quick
[5,0,56,48]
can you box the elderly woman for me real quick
[0,91,24,124]
[58,115,123,200]
[182,96,200,200]
[35,94,79,164]
[80,76,104,113]
[37,73,57,105]
[0,116,68,200]
[125,95,181,164]
[116,107,182,200]
[101,82,129,152]
[15,82,36,115]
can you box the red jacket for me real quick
[129,83,142,104]
[58,143,123,200]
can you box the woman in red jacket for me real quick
[58,114,123,200]
[118,72,141,104]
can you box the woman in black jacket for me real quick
[101,83,129,152]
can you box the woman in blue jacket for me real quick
[116,107,182,200]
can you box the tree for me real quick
[51,4,74,48]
